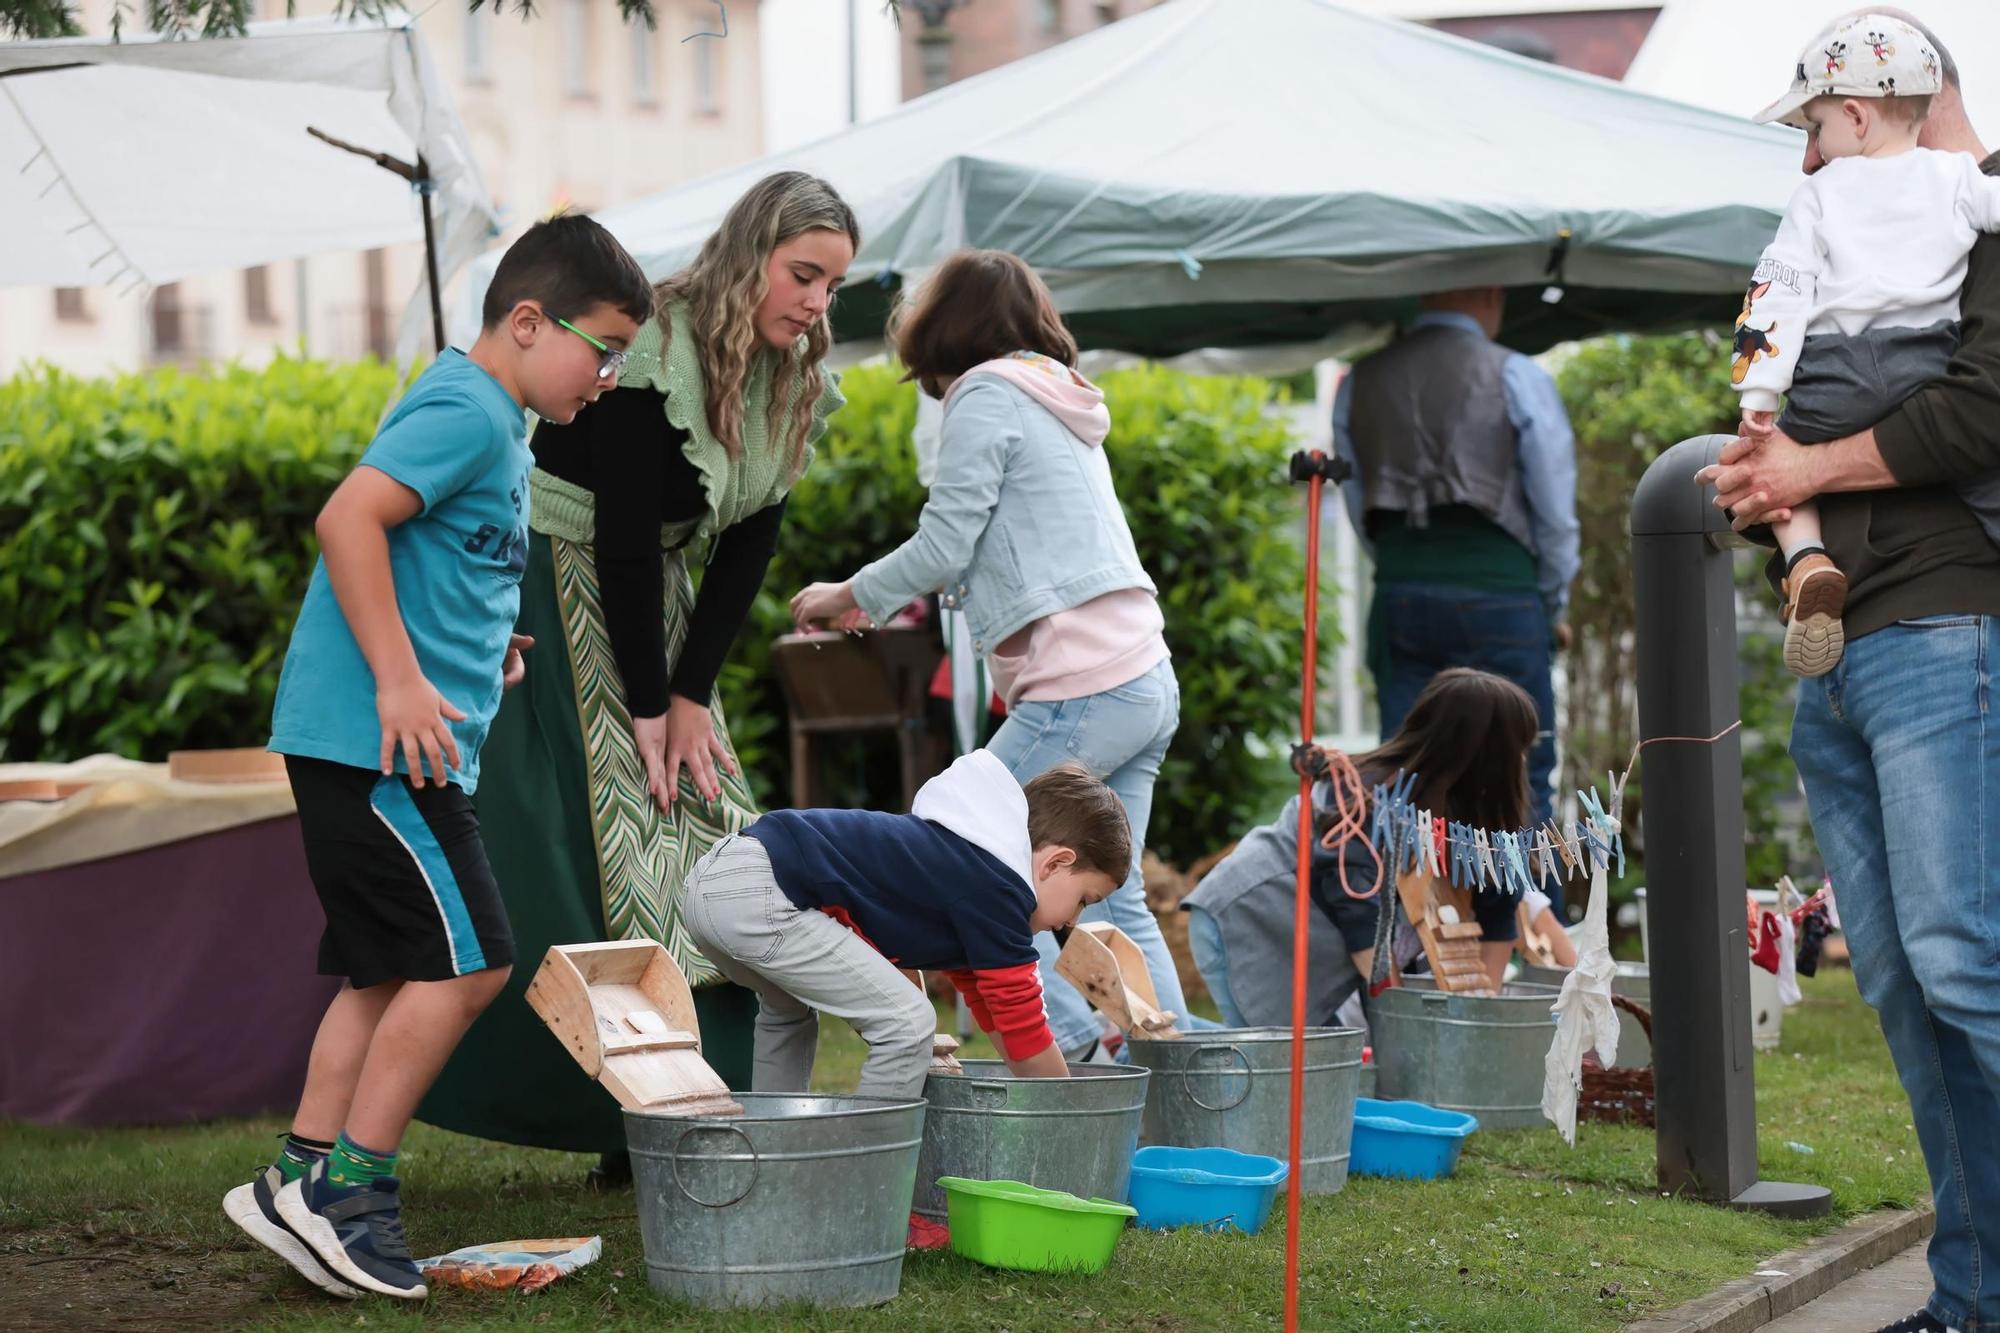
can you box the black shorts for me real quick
[285,755,514,988]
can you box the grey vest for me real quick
[1348,324,1535,554]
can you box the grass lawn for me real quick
[1,967,1926,1331]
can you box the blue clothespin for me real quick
[1501,830,1532,897]
[1369,782,1392,851]
[1446,822,1470,888]
[1577,814,1611,874]
[1579,788,1625,878]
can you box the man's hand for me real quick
[1694,424,1821,530]
[1554,621,1573,652]
[377,674,466,787]
[501,633,534,690]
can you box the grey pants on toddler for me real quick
[682,834,936,1101]
[1782,320,2000,548]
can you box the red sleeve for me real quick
[941,963,1053,1061]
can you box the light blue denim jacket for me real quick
[852,375,1155,653]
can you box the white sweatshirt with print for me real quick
[1735,148,2000,412]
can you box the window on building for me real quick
[562,0,592,98]
[693,26,719,114]
[364,249,391,361]
[465,9,493,84]
[1038,0,1063,35]
[54,288,88,322]
[633,18,658,106]
[150,283,185,359]
[245,266,275,325]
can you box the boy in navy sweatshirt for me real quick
[682,753,1131,1097]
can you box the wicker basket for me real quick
[1578,993,1656,1128]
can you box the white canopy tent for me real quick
[453,0,1803,359]
[1626,0,2000,143]
[0,12,499,358]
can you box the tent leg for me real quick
[417,155,444,356]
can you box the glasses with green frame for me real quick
[554,315,629,381]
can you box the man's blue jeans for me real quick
[1792,615,2000,1332]
[1374,580,1558,826]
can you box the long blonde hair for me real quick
[652,172,859,469]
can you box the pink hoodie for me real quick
[944,352,1111,446]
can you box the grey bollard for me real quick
[1630,436,1830,1219]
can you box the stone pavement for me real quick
[1761,1243,1933,1333]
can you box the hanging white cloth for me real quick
[1541,802,1622,1145]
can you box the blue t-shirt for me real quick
[268,350,529,793]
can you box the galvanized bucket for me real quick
[1127,1027,1364,1195]
[627,1093,926,1309]
[1370,980,1559,1129]
[1516,962,1652,1068]
[912,1060,1149,1221]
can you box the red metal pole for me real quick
[1284,458,1325,1332]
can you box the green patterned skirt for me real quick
[419,478,763,1153]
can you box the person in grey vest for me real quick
[1332,287,1579,899]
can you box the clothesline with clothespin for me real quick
[1328,720,1743,899]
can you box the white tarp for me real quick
[452,0,1803,355]
[1626,0,2000,145]
[0,12,498,356]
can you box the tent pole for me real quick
[417,155,445,354]
[306,127,445,356]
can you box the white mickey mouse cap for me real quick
[1754,13,1944,129]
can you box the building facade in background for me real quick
[899,0,1165,98]
[1,0,767,377]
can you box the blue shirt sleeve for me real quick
[357,394,499,514]
[1329,373,1371,557]
[1501,356,1580,622]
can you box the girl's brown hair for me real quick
[1357,668,1539,831]
[891,249,1079,398]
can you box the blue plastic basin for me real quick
[1349,1097,1479,1180]
[1126,1145,1288,1233]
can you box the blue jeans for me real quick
[1792,615,2000,1333]
[1186,906,1247,1028]
[1374,581,1558,869]
[987,659,1189,1053]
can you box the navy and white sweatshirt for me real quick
[743,750,1054,1059]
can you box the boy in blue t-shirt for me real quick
[223,215,653,1302]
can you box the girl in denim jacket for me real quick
[792,249,1187,1059]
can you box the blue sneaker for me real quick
[274,1161,427,1300]
[223,1164,362,1299]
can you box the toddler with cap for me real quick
[1733,12,2000,677]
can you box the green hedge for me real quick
[0,359,406,762]
[1556,333,1810,887]
[0,357,1311,868]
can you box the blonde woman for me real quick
[422,173,856,1175]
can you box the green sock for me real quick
[325,1132,398,1189]
[273,1132,334,1184]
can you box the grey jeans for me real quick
[1783,319,2000,547]
[682,835,936,1101]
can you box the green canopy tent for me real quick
[452,0,1801,356]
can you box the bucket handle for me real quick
[1184,1043,1253,1112]
[670,1122,760,1209]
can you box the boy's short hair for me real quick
[1878,92,1935,125]
[481,213,654,329]
[1023,762,1131,880]
[891,249,1079,399]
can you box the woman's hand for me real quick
[632,698,737,812]
[790,580,866,635]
